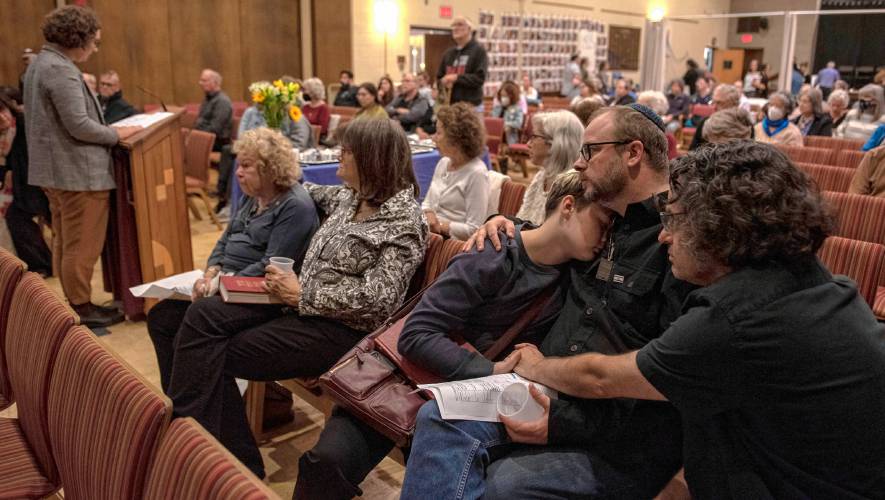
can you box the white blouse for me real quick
[421,156,490,240]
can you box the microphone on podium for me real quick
[135,85,168,112]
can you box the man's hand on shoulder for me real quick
[462,215,515,252]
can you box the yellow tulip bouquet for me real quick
[249,80,303,129]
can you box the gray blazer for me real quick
[24,44,119,191]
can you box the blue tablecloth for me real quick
[230,149,490,215]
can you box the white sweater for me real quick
[421,156,490,240]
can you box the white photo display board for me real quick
[477,10,608,97]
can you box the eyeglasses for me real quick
[529,133,552,143]
[659,211,687,229]
[579,140,631,161]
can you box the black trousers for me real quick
[160,296,365,478]
[215,144,235,201]
[5,203,51,275]
[294,408,397,500]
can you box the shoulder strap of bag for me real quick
[481,282,558,361]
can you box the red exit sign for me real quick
[741,34,753,44]
[440,6,453,18]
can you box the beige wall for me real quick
[351,0,730,91]
[726,0,819,87]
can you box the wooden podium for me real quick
[101,109,194,319]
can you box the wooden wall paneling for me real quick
[0,1,56,87]
[239,0,302,89]
[80,0,175,109]
[311,0,352,86]
[167,0,245,106]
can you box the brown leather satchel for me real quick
[318,284,554,448]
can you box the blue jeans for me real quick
[401,401,641,500]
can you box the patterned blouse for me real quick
[299,183,428,332]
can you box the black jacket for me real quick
[436,38,488,106]
[101,91,137,124]
[0,111,49,217]
[333,84,359,107]
[793,112,833,137]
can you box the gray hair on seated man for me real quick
[702,108,754,144]
[713,83,741,110]
[636,90,669,116]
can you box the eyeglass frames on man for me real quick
[659,210,688,229]
[579,140,631,161]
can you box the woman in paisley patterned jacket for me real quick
[162,118,428,478]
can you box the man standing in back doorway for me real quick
[436,16,488,111]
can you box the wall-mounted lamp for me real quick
[374,0,399,73]
[647,3,666,22]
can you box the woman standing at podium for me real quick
[22,5,139,328]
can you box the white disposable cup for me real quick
[269,257,295,274]
[497,383,544,422]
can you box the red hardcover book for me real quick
[219,276,282,304]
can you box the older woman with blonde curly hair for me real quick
[301,77,330,138]
[424,102,490,239]
[147,126,320,392]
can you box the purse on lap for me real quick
[318,285,554,448]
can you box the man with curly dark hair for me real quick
[511,140,885,498]
[24,5,140,327]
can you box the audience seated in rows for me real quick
[352,82,388,120]
[386,73,430,133]
[293,170,612,500]
[422,103,490,241]
[754,92,803,146]
[836,84,885,142]
[301,77,330,140]
[155,119,427,479]
[499,141,885,498]
[148,127,319,392]
[403,103,689,499]
[516,110,583,225]
[195,68,233,152]
[491,81,524,145]
[793,87,833,137]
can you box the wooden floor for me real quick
[0,163,537,498]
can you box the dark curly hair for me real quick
[42,5,101,49]
[668,140,833,268]
[436,102,486,160]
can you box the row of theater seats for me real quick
[0,250,279,500]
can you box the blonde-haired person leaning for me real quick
[424,102,490,240]
[147,127,320,393]
[516,110,584,225]
[702,108,754,144]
